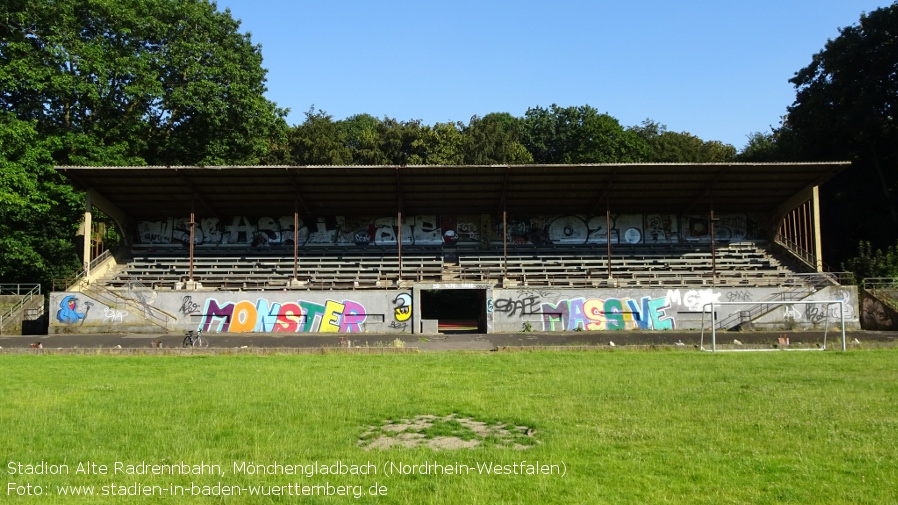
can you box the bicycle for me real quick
[183,329,209,348]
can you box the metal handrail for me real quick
[0,284,42,335]
[51,249,115,291]
[863,277,898,290]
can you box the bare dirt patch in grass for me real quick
[358,414,539,450]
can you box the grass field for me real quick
[2,348,897,504]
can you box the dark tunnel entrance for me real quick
[420,289,487,333]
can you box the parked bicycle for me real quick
[183,329,209,348]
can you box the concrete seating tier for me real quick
[103,241,800,290]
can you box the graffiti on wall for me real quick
[645,214,679,244]
[56,296,92,324]
[684,214,763,241]
[137,213,765,247]
[489,288,732,331]
[862,297,895,330]
[389,293,412,330]
[540,296,675,331]
[666,289,721,312]
[197,297,368,333]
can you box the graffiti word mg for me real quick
[667,289,721,312]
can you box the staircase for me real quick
[442,261,464,281]
[80,278,177,331]
[714,285,817,330]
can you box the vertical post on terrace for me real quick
[83,190,93,277]
[397,210,403,283]
[188,209,195,282]
[710,209,717,279]
[606,208,612,280]
[503,209,508,279]
[293,207,299,281]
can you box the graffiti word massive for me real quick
[541,296,674,331]
[200,298,367,333]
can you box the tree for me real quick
[842,240,898,281]
[340,114,388,165]
[630,119,736,162]
[523,105,650,163]
[421,121,467,165]
[376,118,428,165]
[0,114,82,286]
[463,113,532,165]
[0,0,287,165]
[782,3,898,264]
[737,131,781,162]
[286,108,351,165]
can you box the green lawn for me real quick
[2,349,897,504]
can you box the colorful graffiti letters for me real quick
[541,296,674,331]
[199,297,367,333]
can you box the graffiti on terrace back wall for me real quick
[197,297,368,333]
[136,213,764,247]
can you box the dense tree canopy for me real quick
[777,2,898,269]
[631,120,736,162]
[0,0,287,285]
[522,105,650,163]
[0,114,82,285]
[277,106,747,167]
[0,0,287,166]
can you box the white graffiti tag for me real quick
[783,305,802,321]
[667,289,722,312]
[103,307,128,323]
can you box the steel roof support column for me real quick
[397,210,403,284]
[606,208,612,281]
[503,208,508,280]
[293,206,299,281]
[82,190,93,276]
[812,186,824,272]
[394,167,404,285]
[710,209,718,279]
[188,209,195,283]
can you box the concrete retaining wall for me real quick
[49,285,860,335]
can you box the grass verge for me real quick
[1,349,897,504]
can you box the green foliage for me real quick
[286,108,352,165]
[0,0,289,285]
[282,107,734,166]
[341,113,389,165]
[737,131,782,161]
[0,114,81,286]
[0,0,287,165]
[782,3,898,264]
[523,104,651,163]
[463,113,532,164]
[842,240,898,281]
[631,119,736,162]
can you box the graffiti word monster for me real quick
[200,297,367,333]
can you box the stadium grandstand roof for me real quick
[56,163,850,219]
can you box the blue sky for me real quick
[218,0,891,151]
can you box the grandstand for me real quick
[51,163,860,335]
